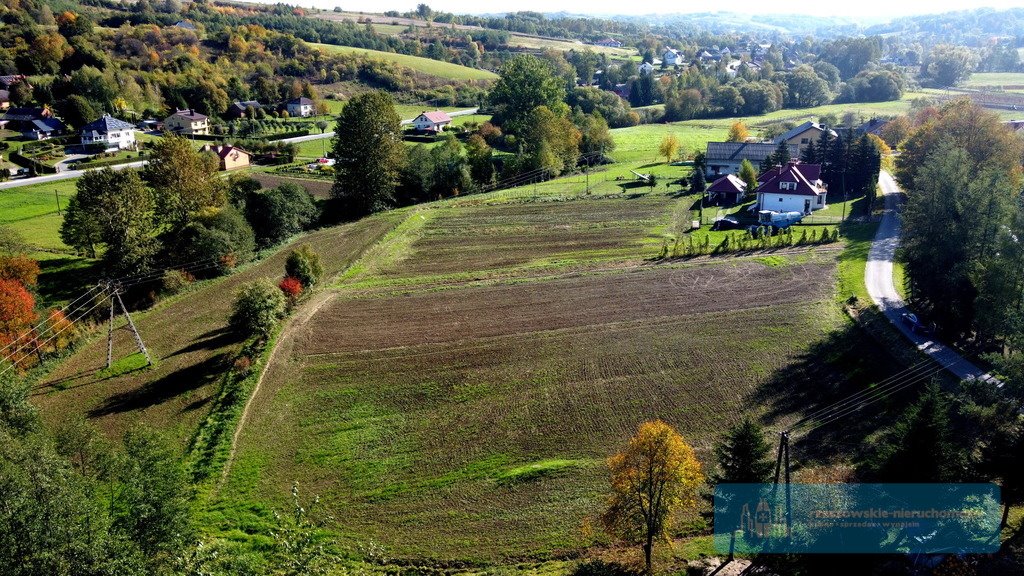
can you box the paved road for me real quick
[0,160,148,190]
[866,171,995,382]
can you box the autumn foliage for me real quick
[601,420,703,574]
[0,278,39,364]
[278,276,303,302]
[0,255,40,287]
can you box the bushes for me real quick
[229,280,286,339]
[244,184,318,248]
[168,207,256,274]
[160,270,194,295]
[284,244,322,288]
[668,227,840,258]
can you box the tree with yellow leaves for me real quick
[727,121,749,142]
[601,420,703,574]
[658,134,680,164]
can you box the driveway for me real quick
[866,171,995,382]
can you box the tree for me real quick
[711,417,773,484]
[867,382,966,482]
[285,244,323,288]
[229,279,286,339]
[0,278,37,350]
[879,116,911,148]
[245,184,318,248]
[737,160,758,195]
[601,420,702,575]
[518,106,581,177]
[785,65,832,107]
[315,120,329,134]
[727,121,749,143]
[0,227,27,257]
[330,91,404,219]
[658,134,680,164]
[61,169,158,275]
[690,168,706,193]
[489,55,567,135]
[112,428,194,573]
[0,256,40,287]
[144,136,225,229]
[925,45,980,87]
[465,134,495,185]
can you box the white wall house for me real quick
[412,110,452,133]
[638,62,655,75]
[286,97,314,117]
[80,114,136,150]
[755,161,827,214]
[663,48,684,66]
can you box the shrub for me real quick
[278,276,303,305]
[229,280,286,339]
[284,244,323,287]
[244,184,319,248]
[160,269,194,295]
[0,256,40,287]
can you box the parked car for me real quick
[901,313,931,335]
[711,216,741,231]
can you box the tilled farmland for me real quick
[226,253,851,561]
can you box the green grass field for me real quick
[310,43,499,81]
[0,179,77,252]
[965,72,1024,87]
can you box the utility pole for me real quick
[104,282,152,369]
[54,189,61,215]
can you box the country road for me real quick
[866,171,994,382]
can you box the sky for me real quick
[309,0,1024,20]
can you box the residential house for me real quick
[202,144,250,170]
[286,97,314,117]
[1,106,55,132]
[663,48,684,66]
[856,118,889,136]
[706,174,747,205]
[698,50,715,64]
[412,110,452,133]
[705,142,798,178]
[137,119,160,131]
[755,160,827,214]
[772,121,837,154]
[164,108,210,135]
[638,62,655,75]
[80,114,137,150]
[22,118,64,140]
[0,74,27,109]
[595,38,623,48]
[226,100,263,119]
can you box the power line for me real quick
[0,284,105,364]
[0,293,109,378]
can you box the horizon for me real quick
[274,0,1024,22]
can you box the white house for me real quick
[412,110,452,133]
[286,97,314,117]
[80,114,136,150]
[663,48,684,66]
[755,161,827,214]
[638,62,655,75]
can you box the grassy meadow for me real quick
[310,43,499,81]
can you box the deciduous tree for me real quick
[330,91,404,218]
[601,420,702,574]
[144,136,226,229]
[727,121,749,142]
[659,134,680,164]
[489,55,567,135]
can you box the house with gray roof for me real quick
[80,114,137,150]
[772,121,837,154]
[705,141,798,178]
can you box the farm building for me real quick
[286,97,315,117]
[164,109,210,135]
[705,142,797,178]
[772,121,837,154]
[412,110,453,133]
[755,161,827,214]
[202,144,250,170]
[226,100,263,119]
[80,114,137,150]
[706,174,747,205]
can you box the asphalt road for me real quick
[866,171,994,383]
[0,160,148,190]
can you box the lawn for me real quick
[310,43,499,81]
[504,33,637,58]
[0,178,77,252]
[964,72,1024,88]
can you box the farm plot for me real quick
[32,212,404,446]
[221,256,845,561]
[341,195,677,289]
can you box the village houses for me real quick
[755,160,827,214]
[772,121,837,154]
[80,114,137,150]
[163,109,210,136]
[412,110,453,133]
[201,144,251,170]
[286,97,315,117]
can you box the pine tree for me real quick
[690,167,706,192]
[712,417,774,485]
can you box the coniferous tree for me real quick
[711,417,774,485]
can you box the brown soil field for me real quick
[220,252,901,562]
[31,212,402,444]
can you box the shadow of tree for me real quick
[87,353,230,418]
[166,326,240,359]
[750,319,925,464]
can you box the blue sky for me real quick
[300,0,1024,19]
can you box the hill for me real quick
[310,43,499,81]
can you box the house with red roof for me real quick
[706,174,747,205]
[201,144,250,170]
[755,160,827,215]
[412,110,453,133]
